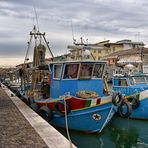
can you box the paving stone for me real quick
[0,88,48,148]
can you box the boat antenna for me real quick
[33,0,40,31]
[71,20,76,44]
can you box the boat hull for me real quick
[50,103,117,133]
[129,98,148,120]
[121,90,148,120]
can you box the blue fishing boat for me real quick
[33,61,122,133]
[19,26,122,133]
[113,73,148,119]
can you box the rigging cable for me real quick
[33,0,40,31]
[24,35,33,64]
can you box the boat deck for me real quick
[0,84,76,148]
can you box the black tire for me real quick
[16,91,21,98]
[54,101,70,116]
[38,106,53,122]
[127,96,140,109]
[118,101,132,118]
[112,92,122,106]
[30,103,38,112]
[28,97,35,106]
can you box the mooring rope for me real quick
[63,97,73,148]
[100,104,114,132]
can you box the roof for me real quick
[102,48,148,59]
[67,45,106,51]
[50,60,107,65]
[104,40,145,47]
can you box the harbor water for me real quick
[55,116,148,148]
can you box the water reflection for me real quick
[109,119,138,148]
[54,116,148,148]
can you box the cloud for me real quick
[0,0,148,67]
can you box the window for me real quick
[119,79,128,86]
[133,76,147,84]
[79,63,93,79]
[53,64,62,79]
[63,63,79,79]
[146,76,148,83]
[129,77,134,85]
[93,64,104,78]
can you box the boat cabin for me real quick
[113,74,148,96]
[49,61,107,98]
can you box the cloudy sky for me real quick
[0,0,148,67]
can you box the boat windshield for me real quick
[129,77,134,85]
[62,62,105,80]
[145,76,148,83]
[54,64,62,79]
[63,63,79,79]
[92,63,104,78]
[79,63,93,79]
[119,79,128,86]
[133,76,147,84]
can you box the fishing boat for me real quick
[113,73,148,119]
[19,26,122,133]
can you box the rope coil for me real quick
[76,91,99,98]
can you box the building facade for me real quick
[67,39,144,61]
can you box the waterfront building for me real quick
[67,39,144,61]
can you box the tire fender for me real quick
[38,105,53,122]
[30,103,38,112]
[28,97,35,106]
[118,101,132,118]
[127,96,140,109]
[112,92,122,106]
[54,101,70,116]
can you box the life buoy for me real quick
[112,92,122,106]
[54,101,70,116]
[38,105,53,122]
[127,96,140,109]
[118,101,132,118]
[76,91,99,98]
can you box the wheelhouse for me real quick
[113,74,148,96]
[49,61,107,98]
[114,75,148,87]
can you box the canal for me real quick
[55,116,148,148]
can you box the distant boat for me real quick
[113,73,148,119]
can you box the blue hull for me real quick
[130,98,148,119]
[50,103,117,133]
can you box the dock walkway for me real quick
[0,84,76,148]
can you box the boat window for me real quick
[63,63,79,79]
[119,79,128,86]
[79,63,93,79]
[146,76,148,83]
[92,64,104,78]
[53,64,62,79]
[133,76,147,84]
[129,77,134,85]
